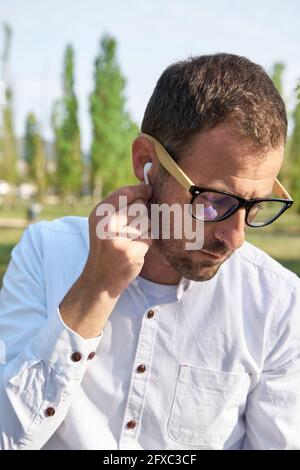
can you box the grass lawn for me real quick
[0,200,91,220]
[0,207,299,288]
[0,228,24,286]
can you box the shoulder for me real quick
[17,216,89,256]
[231,242,300,311]
[27,216,88,239]
[37,216,88,235]
[236,241,299,286]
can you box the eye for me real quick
[248,203,263,220]
[213,197,229,205]
[252,203,263,211]
[212,195,235,207]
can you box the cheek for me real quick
[203,222,215,241]
[162,174,188,201]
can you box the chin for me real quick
[167,256,223,282]
[184,264,222,282]
[155,239,229,282]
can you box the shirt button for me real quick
[45,407,55,417]
[136,364,146,373]
[147,309,155,319]
[88,351,96,360]
[71,352,82,362]
[126,419,137,429]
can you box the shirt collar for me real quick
[131,275,193,301]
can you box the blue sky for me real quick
[0,0,299,150]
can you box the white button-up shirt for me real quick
[0,216,300,450]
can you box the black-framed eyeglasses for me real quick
[140,133,294,228]
[189,186,293,227]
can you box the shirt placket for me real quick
[119,306,158,449]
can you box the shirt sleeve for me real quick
[0,223,103,450]
[243,279,300,450]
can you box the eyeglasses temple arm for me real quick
[273,178,293,200]
[140,133,194,191]
[141,134,293,201]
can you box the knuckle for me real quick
[119,186,133,200]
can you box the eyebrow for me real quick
[195,183,245,198]
[196,184,272,200]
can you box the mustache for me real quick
[201,240,232,257]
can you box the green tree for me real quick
[297,80,300,102]
[89,34,137,199]
[0,24,17,183]
[270,62,289,184]
[51,44,82,201]
[24,112,46,199]
[271,62,285,97]
[288,83,300,212]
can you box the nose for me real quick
[214,209,246,250]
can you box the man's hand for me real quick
[84,182,153,295]
[59,183,153,338]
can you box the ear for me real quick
[132,135,156,182]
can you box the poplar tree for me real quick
[288,83,300,212]
[271,63,289,184]
[0,24,17,183]
[89,34,137,199]
[24,112,46,199]
[51,44,82,201]
[271,62,285,97]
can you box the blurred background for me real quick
[0,0,299,285]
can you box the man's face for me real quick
[150,123,284,282]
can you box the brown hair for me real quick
[141,53,287,161]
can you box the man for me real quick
[0,53,299,450]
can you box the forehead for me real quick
[180,124,284,198]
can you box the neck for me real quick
[139,243,181,285]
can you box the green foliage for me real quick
[288,84,300,212]
[271,62,285,97]
[89,34,137,199]
[0,88,17,182]
[51,44,82,199]
[270,62,290,184]
[0,228,22,287]
[296,80,300,102]
[270,65,300,209]
[0,24,17,183]
[24,112,46,198]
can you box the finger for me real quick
[107,198,148,229]
[131,236,153,250]
[101,183,153,212]
[115,214,151,240]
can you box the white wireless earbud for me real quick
[143,162,152,184]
